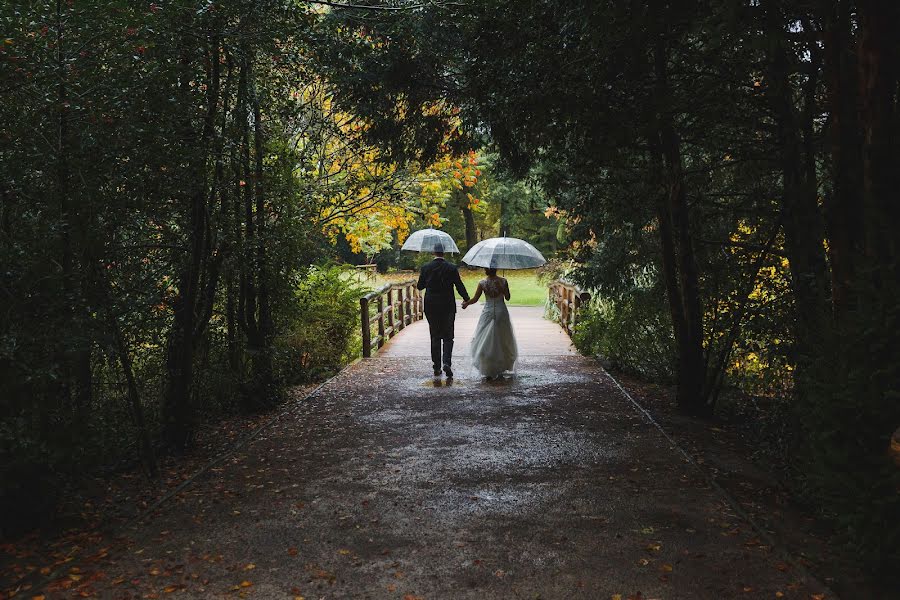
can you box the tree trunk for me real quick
[462,200,478,251]
[857,0,900,285]
[822,0,864,322]
[763,1,831,369]
[250,74,276,404]
[163,32,220,450]
[499,195,513,237]
[652,42,708,416]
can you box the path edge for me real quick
[597,360,839,599]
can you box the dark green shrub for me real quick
[275,265,366,383]
[573,290,676,380]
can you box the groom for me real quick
[417,248,470,378]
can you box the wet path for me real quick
[380,304,577,358]
[76,307,827,599]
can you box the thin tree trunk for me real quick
[102,273,156,477]
[653,42,707,416]
[857,0,900,285]
[251,77,276,403]
[163,30,219,450]
[762,1,831,370]
[462,201,478,251]
[822,0,863,322]
[704,223,782,406]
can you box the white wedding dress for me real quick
[470,277,518,378]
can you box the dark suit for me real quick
[417,258,470,372]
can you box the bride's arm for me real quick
[463,283,483,308]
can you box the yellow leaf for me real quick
[240,580,253,588]
[338,549,350,555]
[244,563,256,570]
[612,595,622,600]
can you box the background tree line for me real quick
[317,0,900,577]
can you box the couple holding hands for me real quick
[416,250,518,381]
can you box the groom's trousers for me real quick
[424,307,455,371]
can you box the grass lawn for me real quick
[364,268,548,306]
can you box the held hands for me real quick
[461,300,470,309]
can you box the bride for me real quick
[461,268,518,379]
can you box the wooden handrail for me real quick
[548,279,591,337]
[360,280,422,358]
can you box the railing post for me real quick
[360,296,371,358]
[415,286,422,320]
[397,286,405,331]
[376,293,385,349]
[568,288,575,334]
[386,288,395,338]
[573,290,581,332]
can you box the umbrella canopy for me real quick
[462,237,546,269]
[400,228,460,254]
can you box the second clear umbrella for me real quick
[462,237,546,269]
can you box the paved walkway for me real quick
[380,304,577,358]
[43,305,828,599]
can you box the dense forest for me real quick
[2,0,899,584]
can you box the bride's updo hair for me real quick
[485,268,497,276]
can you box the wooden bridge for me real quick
[359,278,588,359]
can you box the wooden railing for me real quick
[548,280,591,337]
[360,280,423,358]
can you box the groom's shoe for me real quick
[444,366,453,378]
[433,367,442,377]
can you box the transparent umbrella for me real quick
[400,228,460,253]
[462,237,546,269]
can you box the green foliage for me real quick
[573,291,676,381]
[276,266,366,383]
[797,305,900,575]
